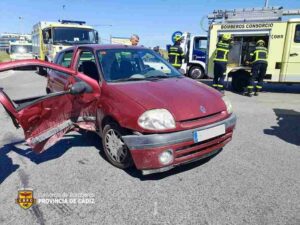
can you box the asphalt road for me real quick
[0,70,299,225]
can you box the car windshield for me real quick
[53,28,96,44]
[97,49,182,82]
[11,45,32,54]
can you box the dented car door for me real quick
[0,60,100,153]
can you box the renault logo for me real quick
[200,105,206,113]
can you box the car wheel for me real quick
[231,72,250,92]
[188,66,204,79]
[102,122,133,169]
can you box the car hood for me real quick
[109,77,226,121]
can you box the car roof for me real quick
[63,44,148,52]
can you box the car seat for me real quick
[119,59,133,78]
[81,61,99,81]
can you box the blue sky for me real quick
[0,0,299,47]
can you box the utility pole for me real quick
[18,16,23,34]
[265,0,269,8]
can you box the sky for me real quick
[0,0,299,48]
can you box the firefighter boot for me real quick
[246,86,253,97]
[254,86,262,96]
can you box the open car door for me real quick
[0,60,100,153]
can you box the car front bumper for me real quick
[122,113,237,175]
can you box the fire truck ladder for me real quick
[208,6,300,23]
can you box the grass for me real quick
[0,51,10,62]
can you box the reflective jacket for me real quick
[168,44,184,68]
[214,41,230,63]
[250,46,268,64]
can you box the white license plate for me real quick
[193,124,225,143]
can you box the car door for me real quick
[0,60,100,153]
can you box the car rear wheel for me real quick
[102,122,133,169]
[188,66,205,79]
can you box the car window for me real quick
[77,50,96,69]
[97,49,181,82]
[294,24,300,43]
[57,50,73,68]
[77,50,100,81]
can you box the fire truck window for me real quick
[294,25,300,43]
[194,37,207,52]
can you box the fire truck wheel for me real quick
[188,66,204,79]
[102,122,133,169]
[231,72,250,92]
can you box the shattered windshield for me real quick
[97,49,182,82]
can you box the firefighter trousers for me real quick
[213,62,227,90]
[249,63,268,92]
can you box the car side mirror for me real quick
[69,82,87,95]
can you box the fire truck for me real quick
[206,6,300,92]
[32,20,98,62]
[167,31,207,79]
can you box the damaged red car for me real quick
[0,45,236,175]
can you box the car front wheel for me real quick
[102,122,133,169]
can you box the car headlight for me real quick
[138,109,175,130]
[222,96,233,114]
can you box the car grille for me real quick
[174,132,232,162]
[179,111,225,129]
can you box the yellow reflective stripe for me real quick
[214,48,229,61]
[214,58,228,62]
[217,84,223,87]
[169,53,180,56]
[256,85,262,89]
[212,84,218,87]
[254,50,268,62]
[172,63,181,66]
[247,85,254,88]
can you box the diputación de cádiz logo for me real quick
[15,189,36,209]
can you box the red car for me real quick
[0,45,236,175]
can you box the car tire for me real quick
[231,72,250,93]
[102,122,133,169]
[188,66,205,79]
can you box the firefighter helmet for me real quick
[174,35,183,42]
[256,39,265,46]
[222,33,232,41]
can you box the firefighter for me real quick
[246,39,268,97]
[213,33,232,92]
[168,35,184,69]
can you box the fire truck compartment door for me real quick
[285,23,300,82]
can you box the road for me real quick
[0,70,300,225]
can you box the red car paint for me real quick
[0,45,236,174]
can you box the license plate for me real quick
[193,124,225,143]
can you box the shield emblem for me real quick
[16,189,36,209]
